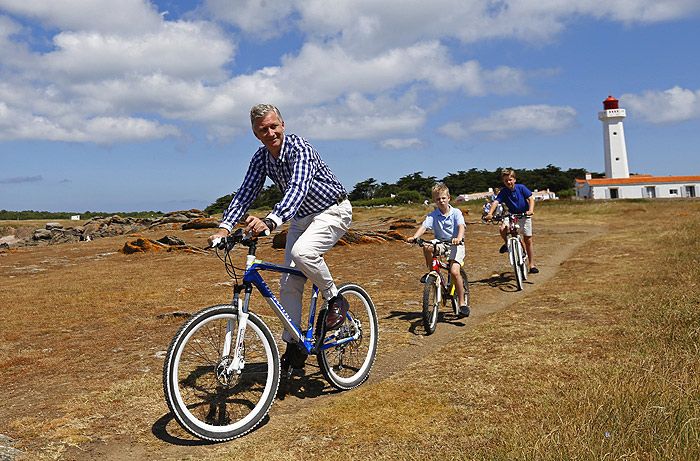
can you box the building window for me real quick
[645,186,656,198]
[686,185,697,198]
[670,189,679,197]
[609,188,619,199]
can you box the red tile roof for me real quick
[576,175,700,185]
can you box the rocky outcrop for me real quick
[120,235,208,255]
[6,210,215,248]
[271,229,405,249]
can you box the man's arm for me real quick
[218,152,266,232]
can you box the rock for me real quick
[33,229,52,240]
[45,222,63,230]
[182,217,219,230]
[157,235,185,246]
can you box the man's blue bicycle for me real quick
[162,229,378,441]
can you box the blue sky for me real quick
[1,0,700,212]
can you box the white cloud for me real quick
[0,0,162,34]
[622,86,700,123]
[380,137,424,149]
[41,21,234,83]
[293,93,426,140]
[256,1,700,53]
[440,104,577,140]
[204,0,296,38]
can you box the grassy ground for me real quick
[1,199,698,460]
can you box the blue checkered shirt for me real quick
[219,134,347,231]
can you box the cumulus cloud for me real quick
[380,137,424,149]
[439,104,577,140]
[0,0,162,34]
[622,86,700,124]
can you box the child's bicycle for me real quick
[490,213,529,291]
[162,229,379,441]
[413,238,470,335]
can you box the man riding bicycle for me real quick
[208,104,352,373]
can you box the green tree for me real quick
[349,178,379,201]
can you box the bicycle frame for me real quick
[504,215,528,267]
[223,238,359,376]
[420,239,458,303]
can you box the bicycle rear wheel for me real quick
[511,240,524,291]
[450,268,470,312]
[422,274,439,335]
[318,283,378,390]
[163,305,280,441]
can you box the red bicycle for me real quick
[413,238,470,335]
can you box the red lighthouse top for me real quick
[603,95,619,110]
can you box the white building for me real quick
[576,96,700,199]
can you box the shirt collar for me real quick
[437,204,452,217]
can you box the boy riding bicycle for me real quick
[484,168,538,274]
[407,183,470,317]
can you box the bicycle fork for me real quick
[222,293,249,377]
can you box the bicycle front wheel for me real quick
[422,274,439,335]
[163,305,280,441]
[511,240,524,291]
[318,283,378,390]
[519,238,529,281]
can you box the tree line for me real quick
[206,164,601,212]
[0,210,163,220]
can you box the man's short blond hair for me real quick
[431,182,450,198]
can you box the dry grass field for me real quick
[1,199,699,460]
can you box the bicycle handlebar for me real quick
[486,212,530,223]
[210,228,270,250]
[413,237,463,247]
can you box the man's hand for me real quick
[451,237,462,245]
[208,228,229,246]
[244,215,272,236]
[526,210,534,216]
[483,213,493,222]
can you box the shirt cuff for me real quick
[266,213,283,229]
[219,223,233,232]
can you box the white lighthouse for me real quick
[598,96,630,179]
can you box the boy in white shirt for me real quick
[407,183,469,317]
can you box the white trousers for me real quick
[280,199,352,343]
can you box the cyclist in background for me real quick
[407,183,469,317]
[484,168,538,274]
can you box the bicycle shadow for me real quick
[151,411,270,445]
[152,365,330,444]
[471,273,530,292]
[276,363,336,401]
[387,309,467,335]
